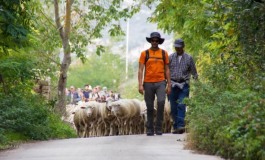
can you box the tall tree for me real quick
[52,0,142,114]
[53,0,72,114]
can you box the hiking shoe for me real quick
[172,127,185,134]
[146,130,154,136]
[172,129,178,134]
[155,130,163,135]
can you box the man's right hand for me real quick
[166,85,171,95]
[139,85,144,95]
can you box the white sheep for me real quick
[73,101,99,137]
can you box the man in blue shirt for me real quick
[83,84,91,102]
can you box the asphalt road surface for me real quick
[0,133,223,160]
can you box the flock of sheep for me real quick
[63,98,172,137]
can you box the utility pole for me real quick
[125,19,129,80]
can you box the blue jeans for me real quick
[169,83,189,129]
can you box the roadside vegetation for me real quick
[150,0,265,159]
[0,92,76,150]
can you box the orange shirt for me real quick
[139,49,169,82]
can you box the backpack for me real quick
[144,49,166,64]
[144,49,166,79]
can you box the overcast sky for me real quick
[68,3,174,64]
[121,5,174,62]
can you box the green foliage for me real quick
[0,0,76,148]
[217,98,265,160]
[67,48,134,91]
[230,0,265,92]
[0,0,60,93]
[61,0,143,59]
[0,0,36,54]
[119,78,143,100]
[151,0,265,159]
[186,82,265,160]
[0,91,76,148]
[149,0,211,53]
[96,45,105,56]
[0,93,47,140]
[0,54,36,92]
[46,113,76,139]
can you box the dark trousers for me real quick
[144,80,166,132]
[169,83,189,129]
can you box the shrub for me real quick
[0,91,76,148]
[185,82,265,159]
[216,98,265,160]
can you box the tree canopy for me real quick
[0,0,33,54]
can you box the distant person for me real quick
[98,86,109,102]
[168,39,198,134]
[90,86,100,101]
[138,32,171,136]
[102,87,109,96]
[96,85,102,92]
[77,88,84,101]
[67,86,81,105]
[83,84,91,102]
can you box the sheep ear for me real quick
[72,112,75,114]
[80,106,86,109]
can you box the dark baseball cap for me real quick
[174,39,185,48]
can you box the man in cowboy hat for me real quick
[138,32,171,136]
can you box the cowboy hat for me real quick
[146,32,165,44]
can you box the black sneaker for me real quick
[172,129,178,134]
[172,127,185,134]
[155,130,163,135]
[146,130,154,136]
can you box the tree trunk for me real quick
[56,47,71,115]
[54,0,72,115]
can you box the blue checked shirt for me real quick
[169,52,198,82]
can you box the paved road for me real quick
[0,134,223,160]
